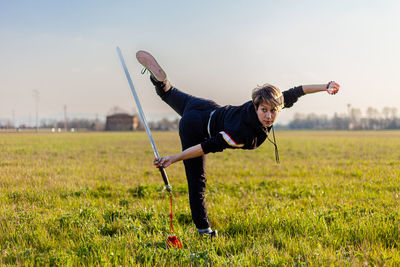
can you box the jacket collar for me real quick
[245,101,270,134]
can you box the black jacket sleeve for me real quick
[201,134,227,154]
[201,131,245,154]
[283,86,305,108]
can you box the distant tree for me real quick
[365,107,381,129]
[382,107,391,119]
[390,107,398,119]
[366,107,380,120]
[288,113,329,129]
[147,117,179,130]
[349,108,362,122]
[330,113,349,130]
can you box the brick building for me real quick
[105,113,138,131]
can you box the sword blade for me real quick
[116,47,160,158]
[116,47,171,191]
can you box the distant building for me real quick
[105,113,138,131]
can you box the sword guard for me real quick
[165,185,172,193]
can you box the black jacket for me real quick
[200,86,304,154]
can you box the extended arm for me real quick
[302,82,339,95]
[154,144,204,168]
[302,84,328,94]
[283,81,340,108]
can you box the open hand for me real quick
[327,81,340,95]
[153,156,175,168]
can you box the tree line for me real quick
[286,106,399,130]
[0,117,179,131]
[1,105,399,131]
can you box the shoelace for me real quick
[141,68,158,83]
[266,125,280,164]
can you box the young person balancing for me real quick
[136,50,340,237]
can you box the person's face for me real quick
[255,102,279,127]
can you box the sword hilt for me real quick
[158,167,172,192]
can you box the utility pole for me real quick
[64,105,68,132]
[12,109,15,130]
[33,90,39,132]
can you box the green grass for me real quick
[1,131,400,266]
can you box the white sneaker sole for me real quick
[136,50,167,82]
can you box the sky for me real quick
[1,0,399,126]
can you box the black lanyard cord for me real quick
[266,125,280,164]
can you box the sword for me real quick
[116,47,172,192]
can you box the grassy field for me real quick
[1,131,399,266]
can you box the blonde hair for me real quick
[252,83,284,110]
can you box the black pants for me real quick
[159,86,220,229]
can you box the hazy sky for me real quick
[1,0,399,125]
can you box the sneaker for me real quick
[136,50,167,82]
[199,230,218,239]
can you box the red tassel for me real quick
[166,195,182,249]
[166,235,182,249]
